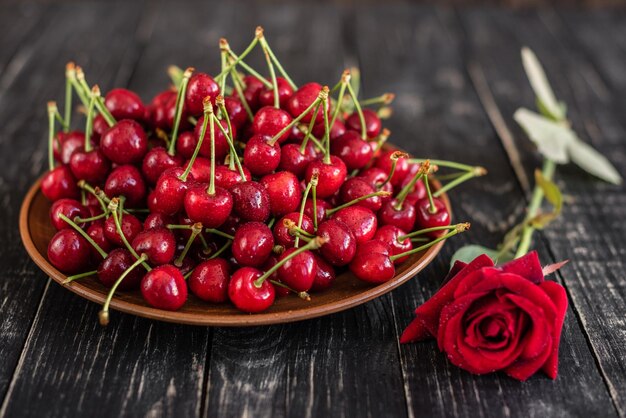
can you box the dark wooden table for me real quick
[1,1,625,417]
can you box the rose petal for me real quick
[453,267,501,299]
[504,293,551,359]
[399,317,430,343]
[539,281,568,379]
[499,251,544,284]
[441,260,468,287]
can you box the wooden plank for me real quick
[354,5,617,417]
[458,7,626,417]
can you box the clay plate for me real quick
[20,156,450,326]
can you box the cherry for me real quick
[41,165,80,202]
[103,212,142,247]
[273,212,314,248]
[233,75,264,111]
[276,247,317,292]
[261,255,288,297]
[224,96,247,129]
[414,197,450,237]
[230,180,271,222]
[287,82,328,124]
[214,164,250,189]
[332,206,378,244]
[105,88,146,121]
[132,227,177,265]
[100,119,148,165]
[87,221,113,259]
[303,198,331,225]
[349,240,395,284]
[56,131,85,164]
[258,77,294,108]
[92,115,109,143]
[97,248,144,289]
[374,150,410,187]
[252,106,293,144]
[346,108,382,139]
[228,267,275,313]
[310,253,336,292]
[150,91,181,131]
[184,184,233,229]
[260,171,302,217]
[338,177,383,212]
[104,165,146,208]
[142,146,183,185]
[50,198,90,231]
[185,72,220,116]
[183,156,212,183]
[194,115,232,162]
[141,265,187,311]
[243,134,281,176]
[175,131,198,159]
[153,167,195,215]
[374,225,412,264]
[69,148,110,184]
[312,119,346,142]
[278,142,317,178]
[232,222,274,267]
[378,199,416,232]
[305,156,347,199]
[47,229,93,274]
[330,131,373,171]
[359,167,394,197]
[189,258,230,303]
[316,219,356,266]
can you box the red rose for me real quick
[400,251,567,381]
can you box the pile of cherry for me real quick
[40,28,482,324]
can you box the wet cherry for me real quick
[189,258,230,303]
[231,222,274,267]
[141,265,187,311]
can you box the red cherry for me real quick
[414,197,451,237]
[332,206,377,244]
[339,177,383,212]
[228,267,275,313]
[189,258,230,303]
[260,171,302,217]
[92,115,109,143]
[399,172,426,206]
[183,156,212,183]
[287,82,328,124]
[378,199,416,232]
[316,219,356,266]
[304,156,347,199]
[49,198,90,231]
[141,265,187,311]
[303,198,331,225]
[185,72,220,116]
[273,212,314,248]
[258,77,294,108]
[252,106,293,144]
[100,119,148,165]
[224,97,247,129]
[261,255,287,297]
[87,221,113,259]
[41,165,80,202]
[184,184,233,228]
[69,148,111,184]
[349,240,395,284]
[278,142,317,178]
[150,91,181,131]
[104,165,146,208]
[215,164,251,189]
[232,222,274,267]
[132,227,177,265]
[97,248,144,290]
[232,75,264,111]
[105,88,146,121]
[330,131,373,171]
[47,229,93,274]
[230,181,271,222]
[374,225,412,264]
[310,253,336,292]
[277,247,317,292]
[374,151,410,187]
[153,167,195,215]
[144,213,174,230]
[346,108,382,139]
[312,119,346,142]
[359,167,395,198]
[103,213,142,246]
[175,131,198,159]
[243,134,281,176]
[55,131,84,164]
[194,115,233,162]
[142,147,183,185]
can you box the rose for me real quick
[400,251,567,381]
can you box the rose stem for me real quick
[345,77,366,140]
[393,161,429,210]
[168,67,194,156]
[390,223,470,261]
[58,213,108,259]
[75,66,115,127]
[84,86,99,152]
[99,254,148,326]
[433,166,487,197]
[178,96,211,182]
[63,62,74,132]
[269,280,311,300]
[62,270,97,285]
[214,33,260,81]
[380,151,408,189]
[257,31,280,108]
[47,102,57,171]
[294,173,317,248]
[215,96,247,180]
[256,26,297,90]
[329,70,350,130]
[253,237,327,288]
[109,198,151,271]
[175,223,202,267]
[269,87,328,146]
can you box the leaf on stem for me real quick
[513,108,571,163]
[568,137,623,185]
[521,47,566,121]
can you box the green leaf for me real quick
[568,137,623,185]
[521,47,566,121]
[514,108,573,163]
[535,169,563,214]
[450,245,513,268]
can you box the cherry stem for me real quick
[218,47,228,97]
[229,64,254,121]
[58,213,108,259]
[220,38,272,89]
[47,101,57,171]
[380,151,408,189]
[75,66,115,127]
[168,67,194,156]
[295,174,317,248]
[321,93,332,164]
[99,254,148,326]
[254,236,327,288]
[359,93,395,107]
[175,223,202,267]
[329,70,350,131]
[179,97,211,182]
[269,88,328,146]
[372,128,390,158]
[398,224,462,241]
[206,99,217,195]
[258,35,280,108]
[433,167,487,197]
[109,198,151,271]
[269,280,311,301]
[326,190,391,215]
[62,270,97,285]
[77,180,109,215]
[423,174,437,215]
[345,79,366,140]
[311,183,318,230]
[210,240,232,260]
[298,104,323,153]
[394,161,429,210]
[74,212,107,223]
[66,64,89,109]
[84,86,99,152]
[215,98,247,180]
[256,27,297,90]
[64,62,74,132]
[284,219,315,239]
[390,223,470,261]
[205,228,235,240]
[215,35,259,81]
[409,158,478,173]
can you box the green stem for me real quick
[179,99,210,182]
[168,67,194,155]
[110,200,151,271]
[380,152,408,189]
[329,71,349,130]
[175,223,202,267]
[47,102,57,171]
[409,158,477,172]
[390,223,470,261]
[423,174,437,214]
[207,102,216,195]
[433,167,486,198]
[270,94,325,146]
[259,27,297,90]
[394,169,425,209]
[298,103,322,153]
[63,270,97,284]
[63,63,73,132]
[346,81,366,139]
[398,224,460,241]
[359,93,395,107]
[74,212,107,223]
[259,36,280,108]
[312,183,318,230]
[326,190,391,215]
[84,87,98,152]
[99,254,147,325]
[215,36,259,81]
[210,240,232,260]
[321,94,331,164]
[253,237,324,287]
[230,66,254,121]
[58,213,108,259]
[205,228,235,240]
[212,104,246,180]
[294,176,316,248]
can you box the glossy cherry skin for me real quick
[316,219,356,266]
[41,166,80,202]
[260,171,302,217]
[374,225,412,264]
[189,258,230,303]
[175,131,198,159]
[183,156,211,183]
[252,106,293,144]
[153,167,195,215]
[87,221,113,259]
[103,213,142,247]
[185,72,220,116]
[131,227,177,265]
[258,77,294,108]
[305,156,347,199]
[224,96,247,129]
[141,265,187,311]
[359,167,394,199]
[97,248,144,290]
[49,198,90,231]
[100,119,148,165]
[47,229,93,274]
[142,147,183,185]
[105,88,146,121]
[194,115,233,163]
[312,119,346,142]
[232,222,274,267]
[237,75,265,110]
[278,142,317,179]
[330,131,373,171]
[58,132,85,164]
[92,115,109,144]
[230,181,271,222]
[184,184,233,229]
[277,248,317,292]
[414,197,451,237]
[378,199,416,232]
[374,150,410,187]
[228,267,275,313]
[215,165,251,189]
[273,212,315,248]
[69,148,111,184]
[349,240,395,284]
[346,108,382,139]
[287,82,328,124]
[150,91,184,131]
[303,198,332,225]
[332,206,378,245]
[339,177,383,212]
[243,134,281,176]
[399,172,427,206]
[310,253,336,292]
[104,165,146,208]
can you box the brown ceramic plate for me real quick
[20,160,450,327]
